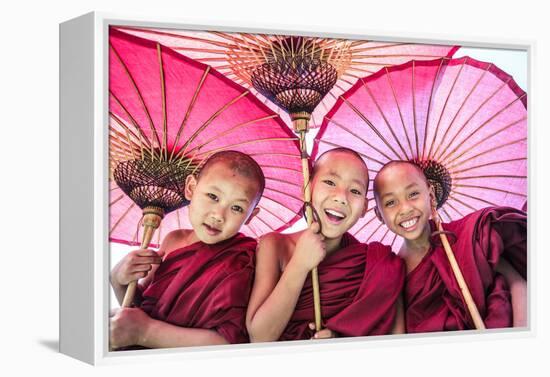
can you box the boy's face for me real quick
[185,162,260,244]
[311,152,368,240]
[374,164,433,242]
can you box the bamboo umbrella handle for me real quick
[121,211,162,308]
[299,131,323,332]
[432,208,486,330]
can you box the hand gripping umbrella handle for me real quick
[121,210,163,308]
[432,208,486,330]
[299,131,323,332]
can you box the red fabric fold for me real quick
[280,233,405,340]
[140,233,256,344]
[405,206,527,333]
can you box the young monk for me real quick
[246,148,405,342]
[373,160,527,333]
[110,150,264,349]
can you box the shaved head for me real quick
[312,147,370,191]
[373,160,428,200]
[198,150,265,201]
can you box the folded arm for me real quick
[141,319,229,348]
[110,307,228,349]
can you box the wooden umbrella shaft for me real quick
[298,130,323,332]
[121,209,163,308]
[433,211,486,330]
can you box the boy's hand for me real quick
[111,249,163,286]
[308,322,337,339]
[109,307,152,349]
[292,222,326,273]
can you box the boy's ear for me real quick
[361,201,368,218]
[428,184,437,209]
[245,207,260,225]
[374,206,384,223]
[184,174,197,201]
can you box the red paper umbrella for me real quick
[115,26,458,129]
[109,28,304,251]
[313,56,527,251]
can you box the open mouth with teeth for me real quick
[399,217,419,231]
[324,208,346,224]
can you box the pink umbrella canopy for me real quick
[313,56,527,250]
[109,28,304,247]
[114,26,459,129]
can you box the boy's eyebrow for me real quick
[404,182,420,190]
[209,185,222,193]
[209,185,252,204]
[379,182,419,198]
[379,192,393,199]
[326,171,367,189]
[352,178,368,189]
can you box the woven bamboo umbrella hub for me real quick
[235,35,353,83]
[251,55,338,110]
[113,157,194,215]
[249,36,353,132]
[410,159,452,209]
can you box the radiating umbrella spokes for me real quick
[114,26,459,128]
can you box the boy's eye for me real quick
[207,193,218,201]
[409,191,419,198]
[351,189,362,196]
[385,200,395,207]
[323,179,335,186]
[231,205,244,213]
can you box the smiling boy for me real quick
[246,148,405,342]
[373,160,527,332]
[109,151,264,349]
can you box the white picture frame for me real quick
[59,11,533,365]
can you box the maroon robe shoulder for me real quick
[280,233,405,340]
[139,233,256,344]
[405,206,527,333]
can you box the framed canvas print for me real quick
[60,11,530,365]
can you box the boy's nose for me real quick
[399,202,413,215]
[332,191,347,205]
[209,209,225,223]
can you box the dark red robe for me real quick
[139,233,256,344]
[280,233,405,340]
[405,207,527,333]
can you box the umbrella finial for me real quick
[290,111,311,133]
